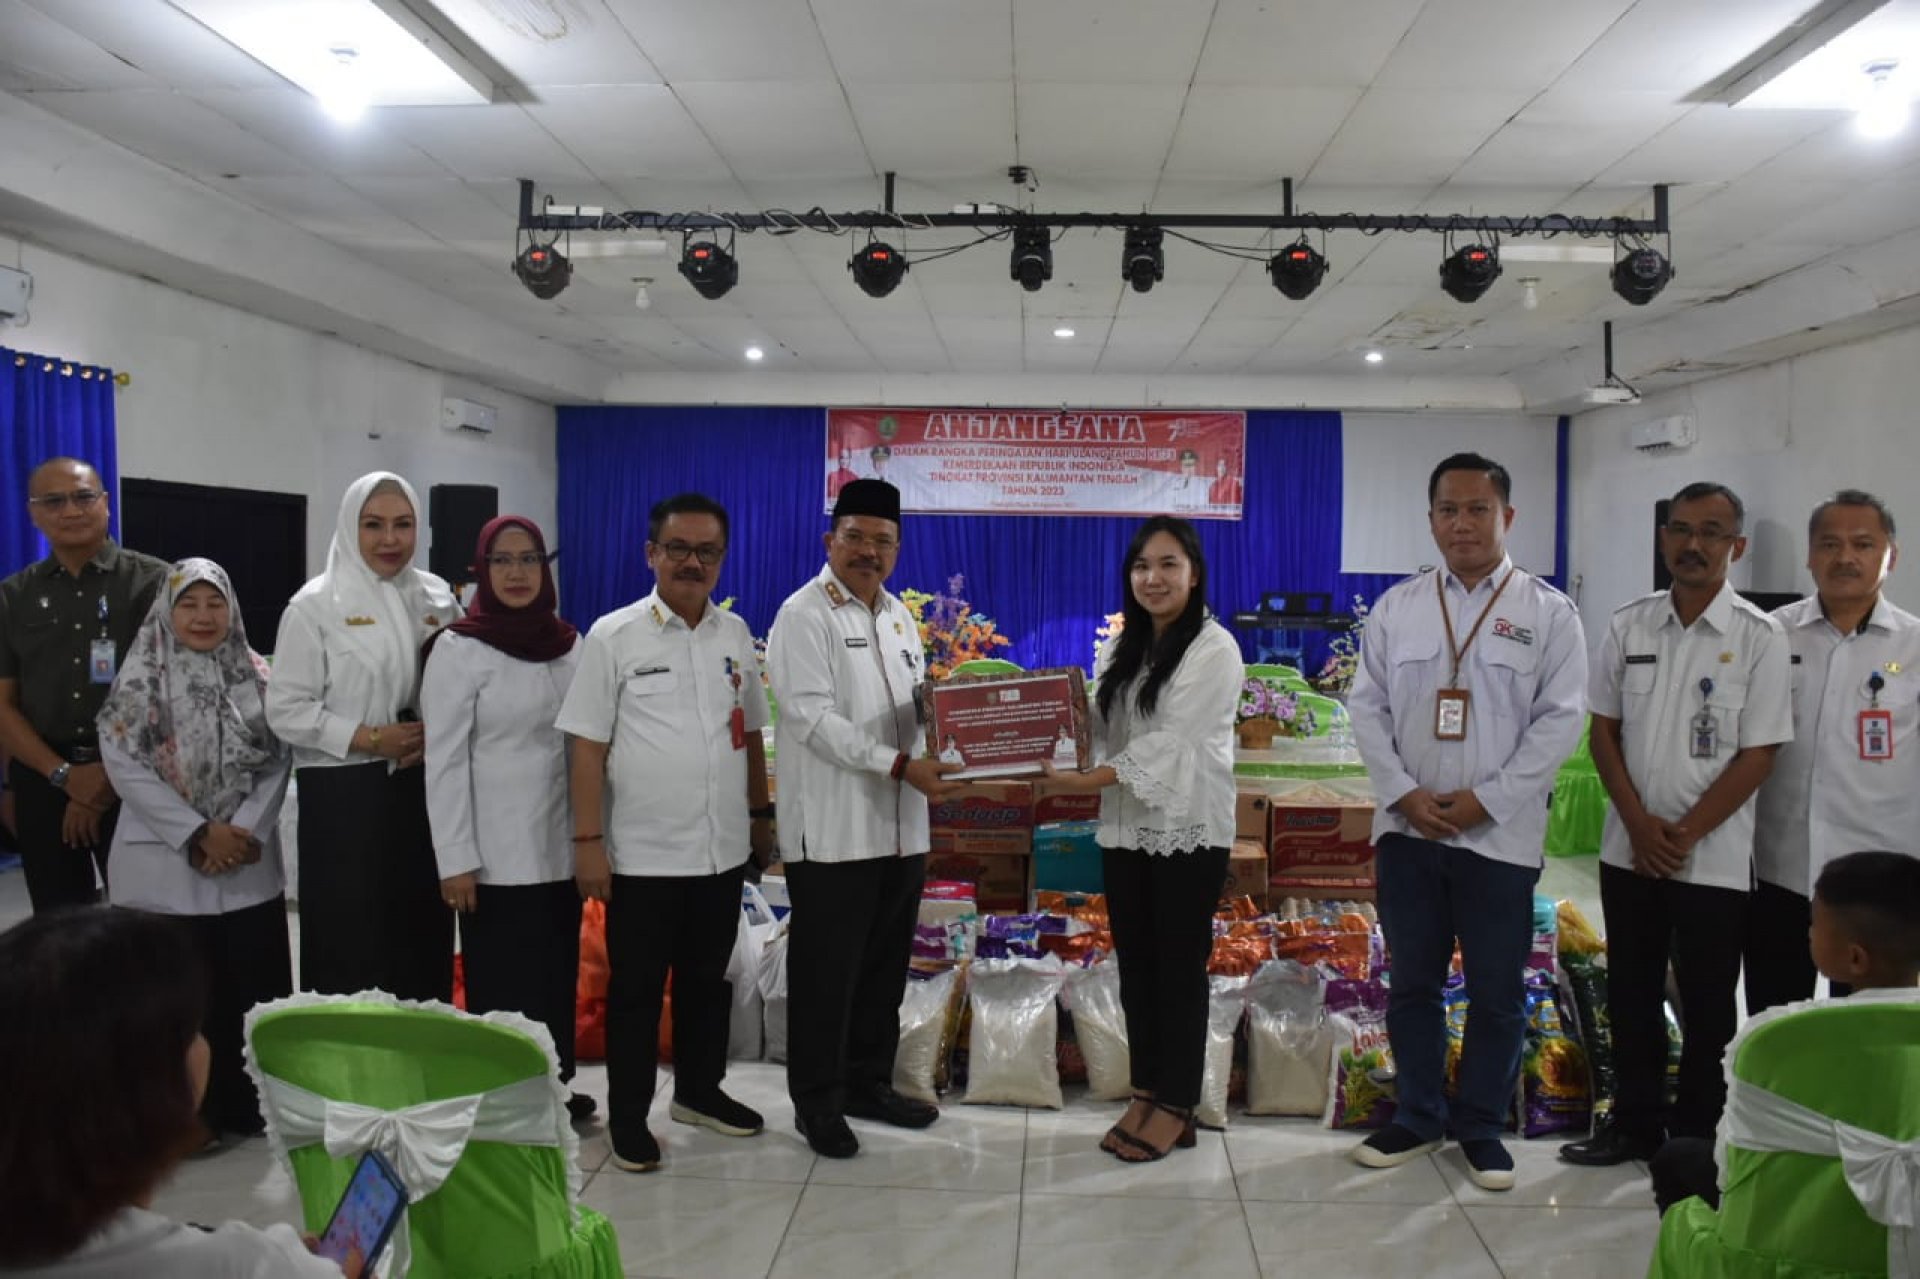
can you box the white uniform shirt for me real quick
[1349,559,1589,870]
[1753,595,1920,896]
[1590,583,1794,892]
[265,581,458,770]
[767,565,929,864]
[12,1206,344,1278]
[553,592,768,876]
[1092,620,1242,856]
[422,631,581,885]
[101,739,291,915]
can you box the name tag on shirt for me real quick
[627,665,671,680]
[89,638,117,684]
[1624,653,1658,665]
[1789,655,1803,665]
[844,637,869,648]
[1860,709,1894,761]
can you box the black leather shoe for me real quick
[565,1093,598,1123]
[795,1112,860,1159]
[1559,1124,1662,1166]
[844,1086,939,1129]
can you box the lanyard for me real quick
[1437,567,1516,685]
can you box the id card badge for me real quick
[1434,688,1470,740]
[1690,708,1719,759]
[730,705,747,751]
[1859,708,1894,761]
[88,638,117,684]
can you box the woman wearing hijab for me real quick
[421,515,593,1117]
[266,472,460,1001]
[96,558,293,1139]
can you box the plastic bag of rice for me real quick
[963,957,1070,1109]
[1196,975,1250,1128]
[894,966,963,1104]
[1245,960,1332,1117]
[1062,961,1130,1101]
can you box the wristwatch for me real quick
[48,762,71,789]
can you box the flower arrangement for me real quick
[1313,594,1372,695]
[1237,678,1319,745]
[1092,611,1125,671]
[898,573,1013,679]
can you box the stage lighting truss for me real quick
[1611,234,1674,306]
[513,178,1671,306]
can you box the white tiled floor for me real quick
[0,857,1664,1277]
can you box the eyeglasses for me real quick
[1662,522,1738,547]
[28,489,102,512]
[657,541,726,566]
[484,552,551,570]
[836,528,899,554]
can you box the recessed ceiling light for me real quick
[1053,327,1075,339]
[745,346,764,362]
[1364,350,1385,364]
[1858,59,1910,137]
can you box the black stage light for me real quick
[1268,240,1328,300]
[679,239,739,299]
[1612,246,1673,306]
[1122,226,1164,293]
[1010,224,1052,292]
[513,241,571,299]
[849,241,909,298]
[1439,243,1501,303]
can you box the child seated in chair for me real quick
[1650,849,1920,1214]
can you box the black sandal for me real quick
[1110,1102,1196,1163]
[1099,1092,1154,1154]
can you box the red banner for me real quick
[825,407,1246,518]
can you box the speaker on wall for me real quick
[429,484,498,586]
[1654,498,1671,592]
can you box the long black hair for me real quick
[0,907,207,1265]
[1097,515,1210,721]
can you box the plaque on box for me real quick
[924,667,1090,780]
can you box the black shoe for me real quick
[1559,1124,1662,1166]
[610,1128,662,1173]
[795,1112,860,1159]
[844,1085,939,1129]
[565,1093,598,1123]
[1350,1123,1443,1169]
[671,1090,764,1137]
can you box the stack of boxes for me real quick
[924,784,1107,910]
[1236,787,1380,905]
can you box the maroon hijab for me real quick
[432,515,577,663]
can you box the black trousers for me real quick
[171,896,293,1133]
[1744,878,1818,1016]
[8,760,116,912]
[782,854,925,1119]
[1650,1136,1722,1215]
[295,763,452,1002]
[1103,844,1230,1110]
[605,865,746,1149]
[462,880,582,1080]
[1600,862,1749,1142]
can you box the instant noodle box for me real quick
[1234,789,1272,846]
[1267,800,1377,899]
[928,782,1035,856]
[1223,840,1269,909]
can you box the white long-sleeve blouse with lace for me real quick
[1091,618,1242,856]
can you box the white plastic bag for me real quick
[962,957,1069,1109]
[727,883,780,1061]
[1197,974,1248,1129]
[1062,962,1131,1101]
[756,919,791,1064]
[893,966,960,1104]
[1245,959,1332,1117]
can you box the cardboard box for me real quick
[1034,820,1103,894]
[924,846,1031,914]
[928,781,1034,829]
[1267,801,1377,895]
[1034,791,1101,824]
[1223,839,1268,908]
[1269,878,1378,906]
[1235,790,1272,845]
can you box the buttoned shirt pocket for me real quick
[1479,634,1539,729]
[1620,660,1658,703]
[1706,676,1748,748]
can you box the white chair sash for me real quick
[260,1072,560,1278]
[1720,1074,1920,1278]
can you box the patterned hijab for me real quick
[97,558,284,822]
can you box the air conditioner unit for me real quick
[1632,414,1696,453]
[0,266,29,320]
[440,396,497,435]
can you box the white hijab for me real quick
[321,472,459,714]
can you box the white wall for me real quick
[3,238,557,580]
[1569,322,1920,641]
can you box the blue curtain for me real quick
[0,348,120,573]
[557,407,1353,671]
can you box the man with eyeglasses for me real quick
[767,478,963,1158]
[1562,481,1792,1168]
[1749,489,1920,1012]
[0,457,167,911]
[555,492,773,1173]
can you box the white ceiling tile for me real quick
[0,0,156,90]
[1596,106,1832,186]
[813,0,1011,82]
[1014,83,1185,176]
[1161,86,1362,180]
[1308,88,1536,185]
[1195,0,1423,88]
[521,85,731,181]
[15,87,312,176]
[46,0,283,88]
[188,87,442,176]
[673,80,870,178]
[432,0,662,88]
[604,0,835,81]
[1013,0,1210,84]
[1452,90,1688,186]
[222,174,425,242]
[845,83,1015,177]
[1556,0,1862,96]
[1371,0,1635,92]
[375,103,597,180]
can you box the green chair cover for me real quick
[949,658,1023,676]
[1546,719,1607,858]
[247,995,622,1279]
[1649,994,1920,1279]
[1246,663,1314,693]
[1291,690,1348,738]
